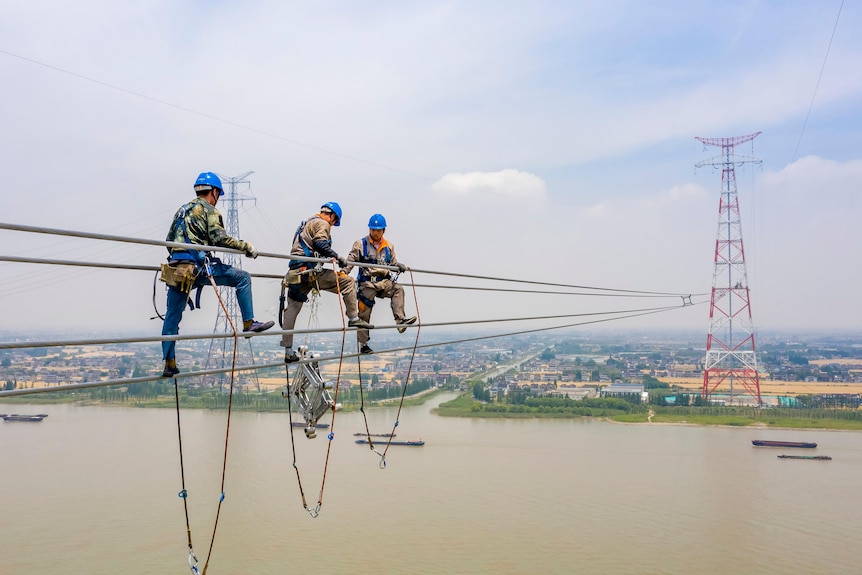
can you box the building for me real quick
[600,383,647,402]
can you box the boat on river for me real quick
[1,414,48,422]
[777,454,831,461]
[353,432,397,437]
[355,439,424,447]
[752,439,817,448]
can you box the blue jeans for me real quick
[161,262,254,361]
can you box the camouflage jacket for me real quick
[166,197,248,261]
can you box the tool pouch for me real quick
[160,262,198,294]
[286,268,303,285]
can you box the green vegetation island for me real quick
[433,392,862,431]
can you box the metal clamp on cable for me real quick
[286,346,336,439]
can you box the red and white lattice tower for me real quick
[695,132,762,405]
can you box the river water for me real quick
[1,394,860,574]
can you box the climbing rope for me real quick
[284,259,349,518]
[356,268,422,468]
[173,375,197,573]
[171,262,240,574]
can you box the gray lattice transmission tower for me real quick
[696,133,762,405]
[202,171,260,390]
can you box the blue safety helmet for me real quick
[368,213,387,229]
[320,201,342,226]
[194,172,224,196]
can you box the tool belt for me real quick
[286,267,305,285]
[159,261,199,294]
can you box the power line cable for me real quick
[0,222,697,298]
[788,0,844,165]
[0,48,437,184]
[0,301,698,398]
[0,298,705,352]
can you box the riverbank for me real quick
[0,387,448,413]
[4,388,861,431]
[433,393,862,431]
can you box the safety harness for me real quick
[284,217,328,306]
[356,236,394,309]
[163,198,210,311]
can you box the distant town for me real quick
[2,330,860,410]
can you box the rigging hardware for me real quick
[283,346,336,439]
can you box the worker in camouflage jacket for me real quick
[160,171,273,377]
[343,213,416,354]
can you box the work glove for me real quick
[244,242,259,259]
[396,262,407,273]
[337,255,347,268]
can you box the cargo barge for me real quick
[355,439,424,447]
[1,414,48,422]
[777,454,831,460]
[752,439,817,448]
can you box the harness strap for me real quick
[357,290,376,309]
[357,237,393,283]
[167,199,207,265]
[193,285,204,310]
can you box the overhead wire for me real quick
[2,47,671,208]
[0,222,705,401]
[0,222,696,298]
[0,301,703,399]
[0,37,739,567]
[0,300,704,354]
[0,48,438,185]
[0,253,702,301]
[0,211,168,296]
[400,282,708,298]
[788,0,844,165]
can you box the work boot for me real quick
[162,360,180,378]
[243,320,275,338]
[348,317,374,329]
[360,344,374,355]
[284,348,300,363]
[396,316,417,333]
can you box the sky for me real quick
[0,0,860,340]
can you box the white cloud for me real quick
[431,169,547,201]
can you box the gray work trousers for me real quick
[281,269,358,349]
[357,278,406,345]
